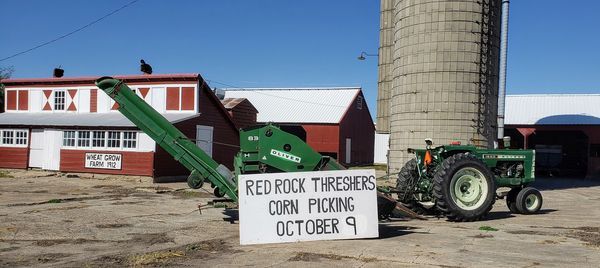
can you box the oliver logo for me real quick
[270,149,302,163]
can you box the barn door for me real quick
[196,125,214,157]
[29,129,44,168]
[345,138,352,164]
[42,129,62,170]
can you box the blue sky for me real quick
[1,1,599,118]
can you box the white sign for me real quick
[84,153,122,170]
[238,169,379,245]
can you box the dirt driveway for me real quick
[1,169,599,267]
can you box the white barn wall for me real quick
[138,133,155,152]
[151,87,166,113]
[29,90,43,112]
[374,132,389,164]
[78,89,91,113]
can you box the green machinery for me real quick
[396,139,543,221]
[95,77,379,206]
[97,77,537,222]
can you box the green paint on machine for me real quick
[95,77,348,204]
[397,142,542,222]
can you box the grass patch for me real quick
[46,199,62,204]
[479,226,499,232]
[0,170,14,178]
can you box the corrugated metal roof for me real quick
[0,113,199,127]
[505,94,600,125]
[223,88,361,124]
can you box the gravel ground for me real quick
[0,168,599,267]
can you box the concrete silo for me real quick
[379,0,502,172]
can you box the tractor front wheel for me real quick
[506,187,521,213]
[433,153,496,221]
[515,187,543,214]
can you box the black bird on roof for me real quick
[140,59,152,74]
[53,66,64,78]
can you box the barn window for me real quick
[54,91,66,111]
[92,131,106,148]
[63,131,76,147]
[15,131,28,145]
[356,96,363,110]
[78,131,91,147]
[123,132,137,149]
[2,130,14,145]
[0,129,28,146]
[107,131,121,148]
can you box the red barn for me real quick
[224,88,374,165]
[0,74,239,180]
[504,94,600,178]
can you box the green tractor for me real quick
[396,138,543,221]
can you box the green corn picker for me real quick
[95,77,399,219]
[396,139,543,221]
[96,77,541,223]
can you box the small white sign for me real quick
[84,153,122,170]
[238,169,379,245]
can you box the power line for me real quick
[207,79,349,108]
[0,0,140,62]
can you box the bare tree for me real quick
[0,66,14,113]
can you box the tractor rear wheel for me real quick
[433,153,496,221]
[396,159,437,215]
[515,187,543,214]
[506,187,521,213]
[396,159,418,203]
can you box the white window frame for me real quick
[107,131,121,148]
[5,90,26,111]
[61,130,139,151]
[92,131,106,148]
[165,85,197,112]
[122,131,138,149]
[77,131,91,148]
[54,90,66,111]
[2,130,14,145]
[15,130,28,145]
[62,130,76,147]
[0,129,28,147]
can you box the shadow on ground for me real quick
[482,209,557,221]
[532,177,600,191]
[378,223,427,239]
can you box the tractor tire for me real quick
[433,153,496,222]
[396,159,418,203]
[214,187,226,198]
[187,176,203,189]
[396,159,438,215]
[515,187,543,214]
[506,187,521,214]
